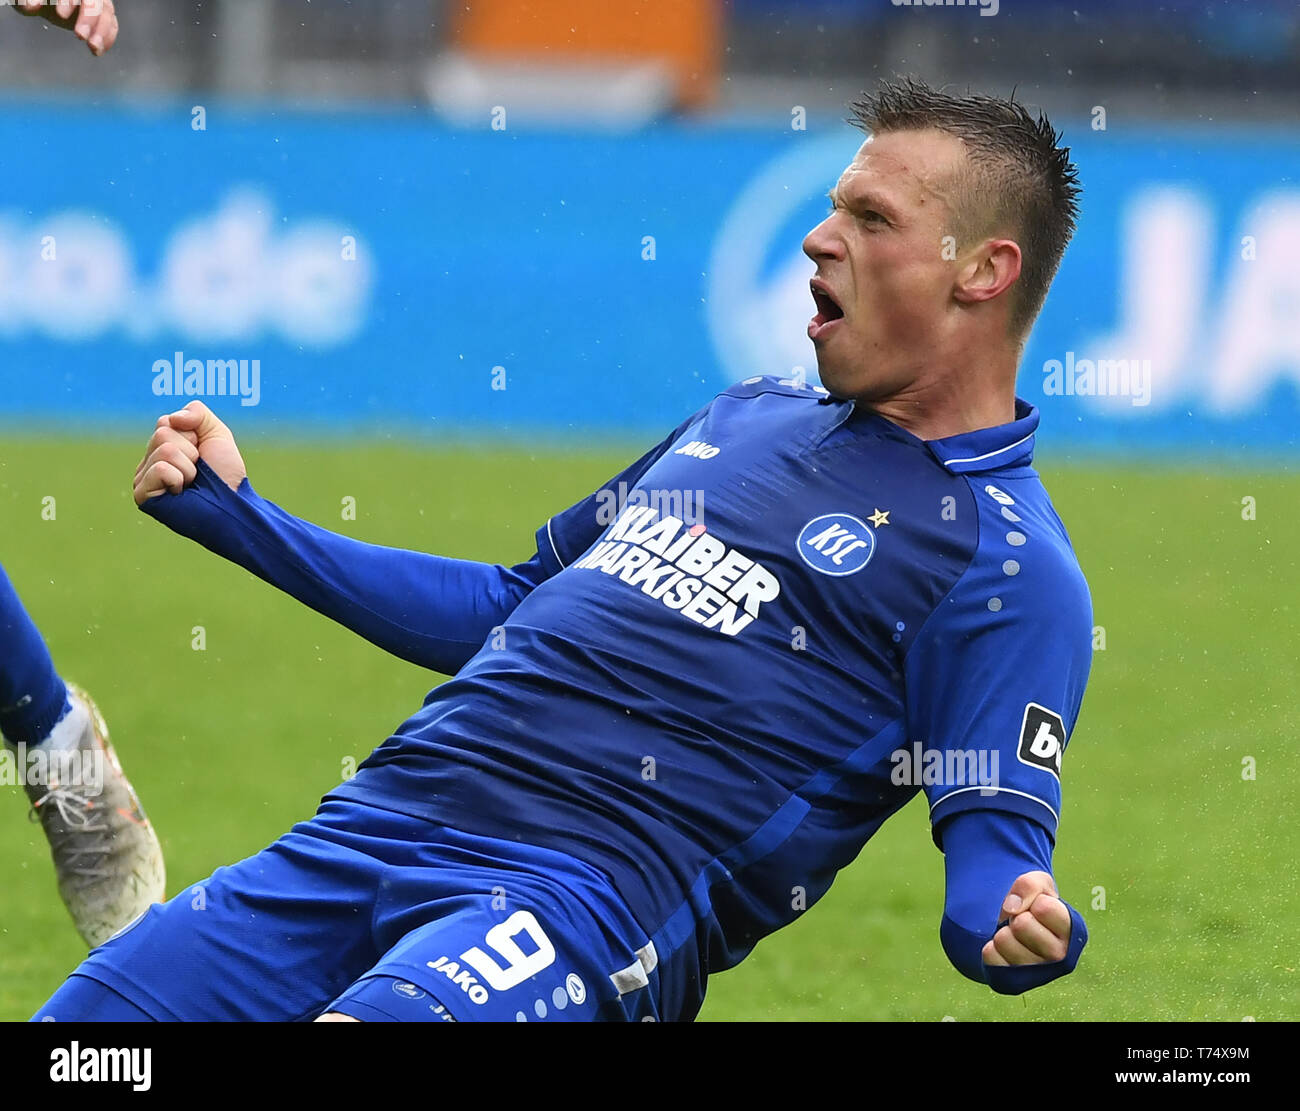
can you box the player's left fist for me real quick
[13,0,118,57]
[981,870,1071,967]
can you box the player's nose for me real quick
[802,217,843,264]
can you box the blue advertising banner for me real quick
[1,102,1296,456]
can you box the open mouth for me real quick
[808,280,844,339]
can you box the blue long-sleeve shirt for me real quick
[142,376,1091,1016]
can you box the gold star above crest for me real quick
[868,508,890,527]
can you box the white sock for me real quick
[38,693,89,753]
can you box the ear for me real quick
[952,238,1021,305]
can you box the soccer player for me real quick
[34,78,1093,1022]
[1,564,164,946]
[3,0,151,948]
[12,0,119,56]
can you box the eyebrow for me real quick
[827,184,900,223]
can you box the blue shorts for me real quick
[34,799,663,1022]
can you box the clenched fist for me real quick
[982,870,1072,968]
[133,401,247,505]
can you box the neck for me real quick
[860,343,1020,441]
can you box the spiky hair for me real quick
[848,76,1081,337]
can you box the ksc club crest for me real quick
[797,514,876,576]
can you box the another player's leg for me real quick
[0,561,164,948]
[32,800,409,1021]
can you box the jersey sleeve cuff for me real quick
[138,457,254,530]
[929,786,1058,849]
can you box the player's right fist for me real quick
[133,401,247,505]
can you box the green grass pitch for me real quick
[1,431,1296,1021]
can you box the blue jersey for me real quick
[313,376,1094,1019]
